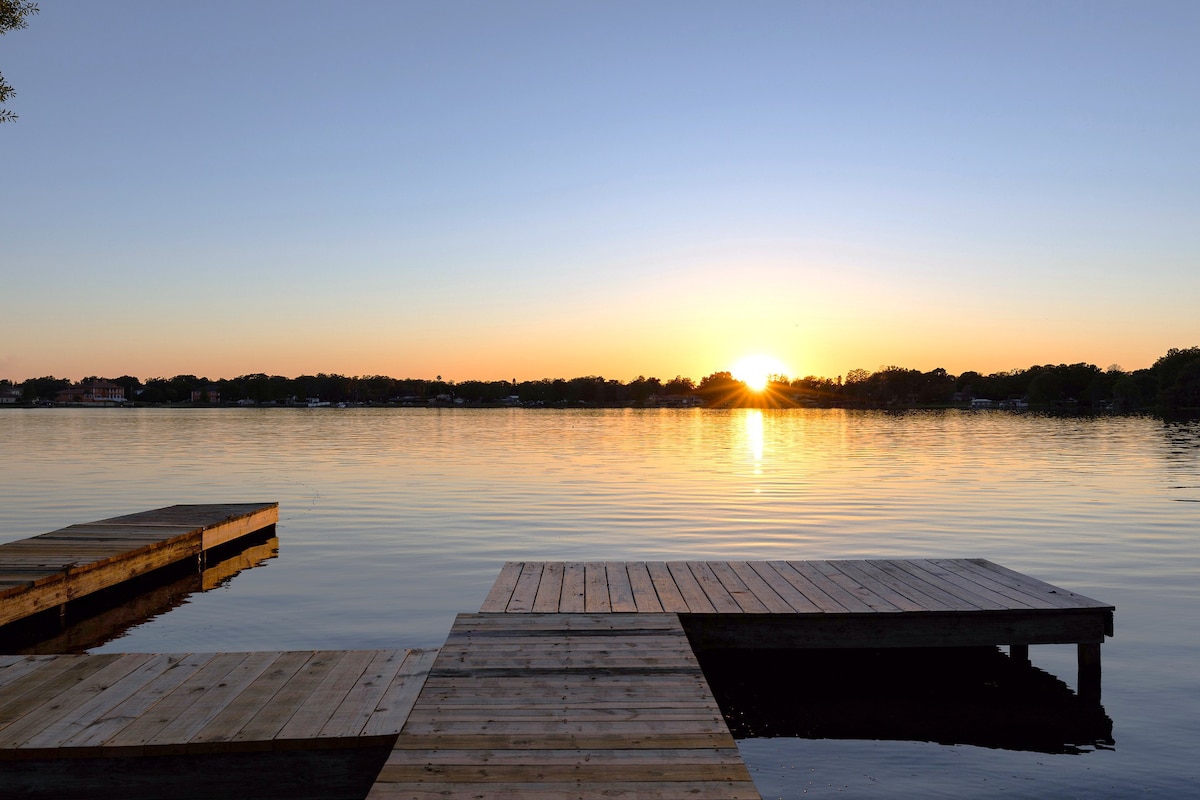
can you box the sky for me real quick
[2,1,1197,384]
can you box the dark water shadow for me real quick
[697,646,1114,755]
[0,528,278,655]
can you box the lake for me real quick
[1,407,1197,797]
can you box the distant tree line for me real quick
[6,346,1200,413]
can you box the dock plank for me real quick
[319,649,410,739]
[646,562,690,613]
[67,653,218,749]
[559,562,586,613]
[627,561,666,613]
[19,653,176,752]
[877,560,989,611]
[360,649,438,738]
[709,562,773,614]
[148,651,284,753]
[103,653,255,749]
[666,562,717,614]
[813,560,904,612]
[966,559,1109,609]
[0,653,154,750]
[896,559,1014,610]
[480,562,522,613]
[187,651,314,748]
[763,561,847,612]
[606,562,639,613]
[833,559,946,613]
[787,560,877,613]
[584,562,612,613]
[0,654,125,730]
[930,558,1058,609]
[688,562,743,614]
[231,652,352,744]
[742,561,824,613]
[531,561,564,613]
[506,562,544,613]
[276,649,380,744]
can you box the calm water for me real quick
[2,407,1198,797]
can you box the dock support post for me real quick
[1078,643,1101,703]
[1009,643,1029,665]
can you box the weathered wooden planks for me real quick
[0,648,435,762]
[0,504,278,628]
[479,558,1115,703]
[479,559,1113,631]
[368,613,760,799]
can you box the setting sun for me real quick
[730,354,789,392]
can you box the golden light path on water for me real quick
[745,409,764,475]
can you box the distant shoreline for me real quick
[3,400,1183,416]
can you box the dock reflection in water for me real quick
[698,647,1113,756]
[0,529,278,655]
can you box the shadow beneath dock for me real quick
[696,646,1114,755]
[0,527,278,655]
[1,745,393,800]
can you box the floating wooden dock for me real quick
[0,511,1116,798]
[479,558,1114,696]
[365,558,1113,797]
[0,648,436,799]
[0,503,278,630]
[368,613,759,799]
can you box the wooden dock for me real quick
[0,513,1116,799]
[369,613,759,799]
[0,503,278,629]
[479,559,1114,696]
[0,648,436,799]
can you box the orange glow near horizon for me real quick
[731,354,790,392]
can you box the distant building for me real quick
[191,385,221,404]
[54,380,126,405]
[87,380,125,403]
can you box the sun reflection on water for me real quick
[745,409,764,475]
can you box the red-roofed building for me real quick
[55,380,126,405]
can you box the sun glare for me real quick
[731,354,788,392]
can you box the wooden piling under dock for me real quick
[0,503,278,629]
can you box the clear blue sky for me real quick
[3,1,1197,383]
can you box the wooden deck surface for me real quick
[369,613,760,799]
[481,558,1112,618]
[1,537,1115,795]
[0,647,436,760]
[0,503,278,628]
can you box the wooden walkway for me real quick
[370,613,759,799]
[0,517,1116,798]
[0,648,436,798]
[481,559,1114,698]
[0,503,278,629]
